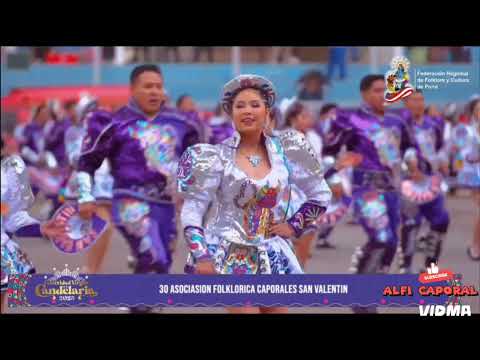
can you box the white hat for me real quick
[75,94,98,120]
[222,74,276,114]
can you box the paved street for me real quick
[5,191,479,314]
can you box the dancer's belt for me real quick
[353,168,395,191]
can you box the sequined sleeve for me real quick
[76,111,114,203]
[1,156,40,236]
[322,109,355,157]
[176,144,223,260]
[1,156,35,215]
[279,129,332,237]
[77,111,114,175]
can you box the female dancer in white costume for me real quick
[1,154,64,312]
[177,75,331,314]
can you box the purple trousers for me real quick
[351,188,400,273]
[400,194,449,270]
[112,196,176,274]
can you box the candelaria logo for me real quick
[35,264,98,305]
[382,263,478,316]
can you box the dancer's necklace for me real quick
[240,144,262,167]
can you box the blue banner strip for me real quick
[7,274,452,308]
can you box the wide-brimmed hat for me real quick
[222,74,276,114]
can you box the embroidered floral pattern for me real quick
[235,182,281,241]
[118,199,151,237]
[267,248,292,274]
[129,121,177,177]
[356,191,392,243]
[1,242,34,290]
[177,148,195,189]
[287,200,326,237]
[184,226,209,260]
[358,122,401,168]
[7,273,32,308]
[222,244,259,274]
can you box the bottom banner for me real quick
[7,265,477,308]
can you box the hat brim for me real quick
[222,74,276,113]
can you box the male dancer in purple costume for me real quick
[75,65,200,288]
[316,103,361,227]
[322,75,429,281]
[397,90,450,273]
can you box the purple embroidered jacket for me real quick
[322,104,428,189]
[400,110,445,170]
[76,100,200,204]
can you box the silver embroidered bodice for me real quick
[177,129,332,248]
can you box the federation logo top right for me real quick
[384,56,415,105]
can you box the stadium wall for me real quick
[2,63,478,108]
